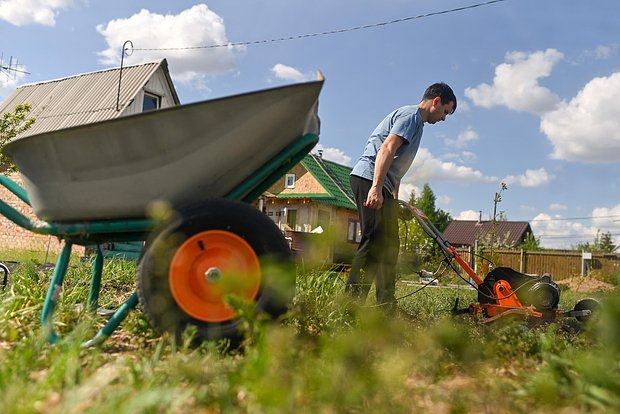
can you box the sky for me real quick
[1,0,619,249]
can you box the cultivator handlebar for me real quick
[398,201,483,286]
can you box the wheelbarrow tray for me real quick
[4,79,323,222]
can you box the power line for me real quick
[132,0,508,52]
[529,214,620,222]
[538,233,620,240]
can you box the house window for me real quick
[285,174,296,189]
[143,92,161,112]
[287,209,297,229]
[348,220,362,243]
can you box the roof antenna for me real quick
[116,40,134,112]
[0,53,30,81]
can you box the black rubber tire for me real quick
[137,198,295,342]
[0,263,9,290]
[574,297,601,324]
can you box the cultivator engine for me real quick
[400,201,600,325]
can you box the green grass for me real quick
[0,256,618,413]
[0,248,83,267]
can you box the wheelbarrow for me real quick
[0,78,324,346]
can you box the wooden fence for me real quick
[455,248,620,281]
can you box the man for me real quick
[347,82,457,310]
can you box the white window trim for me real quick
[143,91,162,111]
[285,173,296,189]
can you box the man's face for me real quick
[428,97,454,124]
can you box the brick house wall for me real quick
[0,173,85,255]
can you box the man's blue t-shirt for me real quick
[350,105,424,194]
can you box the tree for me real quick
[0,103,35,172]
[398,184,453,274]
[575,230,617,253]
[520,232,541,251]
[415,183,452,232]
[407,188,416,205]
[598,231,617,253]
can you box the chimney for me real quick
[477,210,482,224]
[317,149,323,158]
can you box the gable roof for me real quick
[443,220,534,247]
[275,153,357,210]
[0,59,179,138]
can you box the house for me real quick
[0,60,179,255]
[258,152,359,264]
[443,219,534,249]
[1,59,179,136]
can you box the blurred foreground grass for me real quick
[0,256,618,413]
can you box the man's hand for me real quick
[365,185,383,209]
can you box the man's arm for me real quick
[365,133,404,209]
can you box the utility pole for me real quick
[490,182,508,263]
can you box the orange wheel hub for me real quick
[169,230,261,322]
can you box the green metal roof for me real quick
[275,154,357,210]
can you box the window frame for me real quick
[285,173,296,189]
[142,91,161,112]
[347,219,362,243]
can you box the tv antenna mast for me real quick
[0,53,30,80]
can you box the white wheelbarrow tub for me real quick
[5,79,323,222]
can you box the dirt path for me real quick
[556,276,616,293]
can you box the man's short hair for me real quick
[423,82,457,114]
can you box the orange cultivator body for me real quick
[401,202,598,325]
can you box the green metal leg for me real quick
[41,242,72,344]
[81,292,139,348]
[87,246,104,313]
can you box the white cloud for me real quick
[442,151,478,164]
[530,204,620,249]
[460,151,477,163]
[595,45,612,59]
[456,210,481,220]
[312,144,352,166]
[587,44,615,60]
[398,183,420,201]
[591,204,620,230]
[436,194,451,206]
[0,0,74,26]
[406,148,497,184]
[270,64,314,82]
[549,203,567,211]
[96,5,240,90]
[456,100,470,112]
[465,49,563,115]
[445,127,479,148]
[502,168,553,188]
[0,67,27,99]
[540,72,620,163]
[531,213,599,249]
